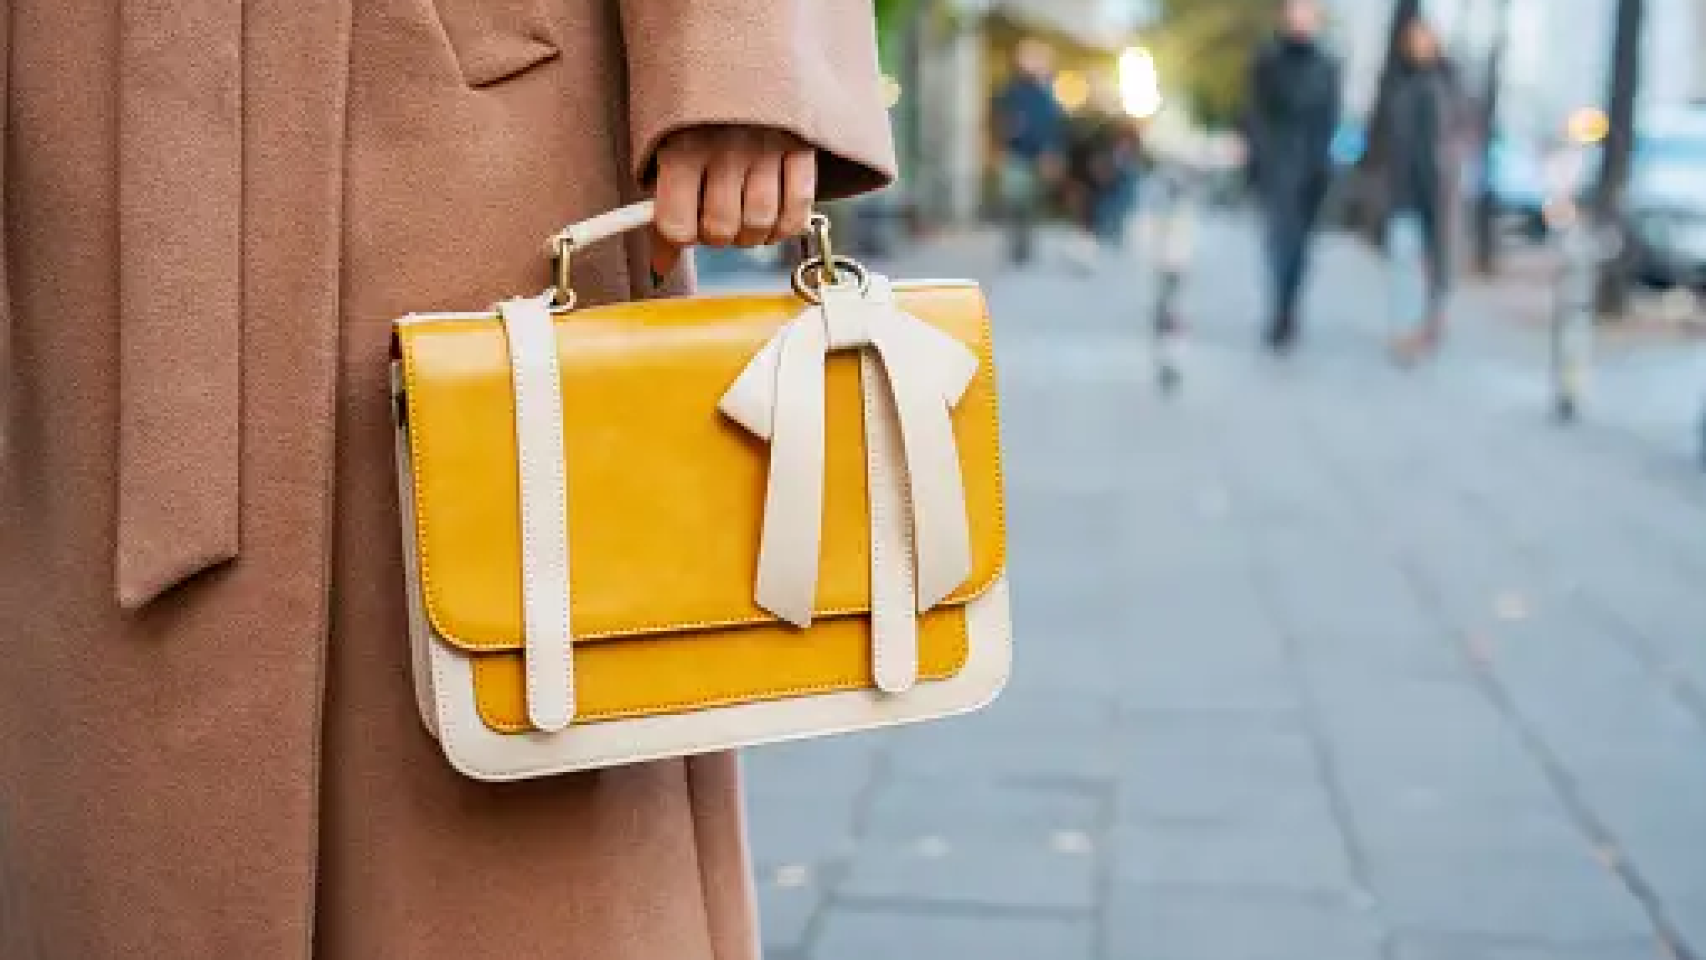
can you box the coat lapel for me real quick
[116,0,245,608]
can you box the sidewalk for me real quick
[739,217,1706,960]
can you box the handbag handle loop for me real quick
[542,201,863,309]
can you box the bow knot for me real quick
[719,276,979,693]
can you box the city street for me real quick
[732,216,1706,960]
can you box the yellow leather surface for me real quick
[471,607,970,731]
[396,282,1006,653]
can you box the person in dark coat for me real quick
[1244,0,1342,351]
[993,40,1067,265]
[1375,15,1467,361]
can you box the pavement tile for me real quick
[1389,933,1666,960]
[812,908,1095,960]
[864,781,1102,844]
[757,879,824,958]
[1112,817,1359,896]
[1370,855,1652,943]
[886,720,1121,787]
[1116,715,1334,826]
[839,839,1098,912]
[747,802,861,871]
[1104,888,1384,960]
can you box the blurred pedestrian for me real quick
[0,2,895,959]
[1373,15,1468,362]
[994,40,1068,264]
[1244,0,1342,351]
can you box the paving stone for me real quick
[1104,889,1384,960]
[839,840,1097,912]
[1112,816,1358,896]
[812,908,1094,960]
[1667,899,1706,958]
[1116,715,1334,826]
[747,803,861,872]
[1369,855,1651,943]
[864,781,1102,844]
[757,879,823,957]
[1389,933,1665,960]
[886,722,1120,786]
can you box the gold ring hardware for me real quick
[790,212,870,303]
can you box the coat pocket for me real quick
[431,0,560,87]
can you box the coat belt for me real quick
[113,0,245,609]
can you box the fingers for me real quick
[699,133,750,247]
[738,146,783,247]
[775,147,818,243]
[646,126,820,282]
[653,130,708,251]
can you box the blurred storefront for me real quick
[896,0,1146,227]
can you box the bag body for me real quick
[391,204,1012,781]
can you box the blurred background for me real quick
[710,2,1706,958]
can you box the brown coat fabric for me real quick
[0,2,895,958]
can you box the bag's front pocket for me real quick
[431,0,560,88]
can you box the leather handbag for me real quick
[390,202,1012,781]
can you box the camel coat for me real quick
[0,1,894,957]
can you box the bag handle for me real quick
[548,200,657,253]
[542,200,856,308]
[544,201,656,308]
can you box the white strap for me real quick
[498,296,576,732]
[860,351,919,693]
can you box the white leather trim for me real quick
[392,364,440,737]
[395,408,1010,782]
[425,578,1011,783]
[861,350,919,693]
[499,296,576,732]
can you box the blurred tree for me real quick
[874,0,920,66]
[1150,0,1275,126]
[1595,0,1645,316]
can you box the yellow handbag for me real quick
[391,203,1011,781]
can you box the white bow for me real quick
[719,276,979,693]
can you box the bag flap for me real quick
[394,281,1006,653]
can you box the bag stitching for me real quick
[469,620,971,734]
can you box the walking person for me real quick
[993,40,1067,265]
[1244,0,1343,351]
[0,3,894,959]
[1374,15,1468,362]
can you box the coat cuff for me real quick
[620,0,897,201]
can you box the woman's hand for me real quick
[650,125,818,281]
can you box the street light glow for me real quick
[1567,107,1610,145]
[1118,46,1162,119]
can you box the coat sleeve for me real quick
[618,0,897,200]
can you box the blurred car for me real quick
[1623,110,1706,288]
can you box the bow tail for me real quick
[751,319,830,627]
[874,337,976,612]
